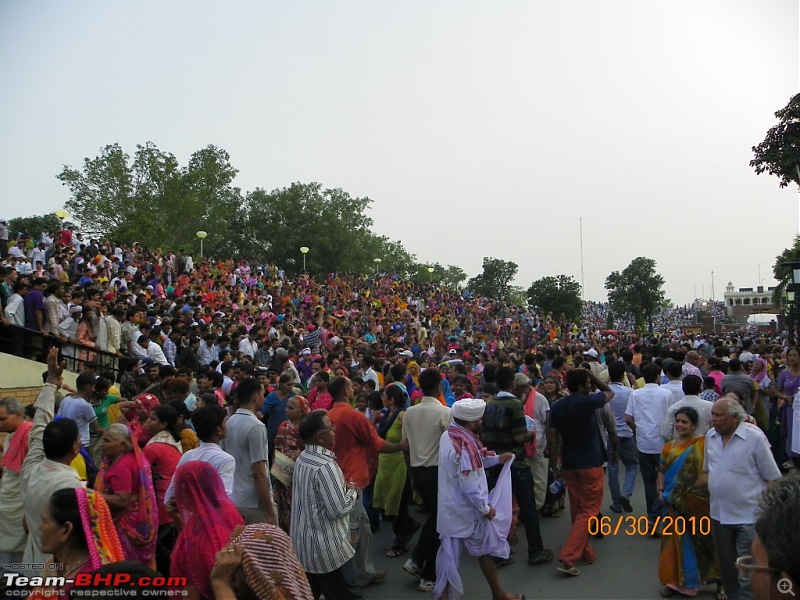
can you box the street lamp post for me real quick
[373,258,382,275]
[427,266,434,282]
[300,247,309,272]
[196,231,207,259]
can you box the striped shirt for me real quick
[291,445,357,574]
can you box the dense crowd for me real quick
[0,225,798,600]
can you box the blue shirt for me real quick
[261,390,295,446]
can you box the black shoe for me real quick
[593,512,604,538]
[620,497,633,513]
[528,548,554,565]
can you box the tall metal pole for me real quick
[200,238,203,259]
[579,217,585,300]
[711,271,715,302]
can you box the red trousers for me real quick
[560,467,604,567]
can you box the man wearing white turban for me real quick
[434,398,523,600]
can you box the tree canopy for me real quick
[9,214,74,240]
[57,142,241,256]
[771,234,800,308]
[751,93,800,189]
[605,257,668,331]
[526,275,583,320]
[55,141,466,279]
[467,257,518,301]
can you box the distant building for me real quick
[723,281,777,319]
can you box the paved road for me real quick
[362,481,720,600]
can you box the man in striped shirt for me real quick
[291,410,363,599]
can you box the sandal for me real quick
[716,588,728,600]
[385,546,408,558]
[660,587,677,598]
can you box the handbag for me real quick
[270,450,296,486]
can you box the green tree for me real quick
[507,286,528,307]
[467,257,518,301]
[57,142,242,255]
[232,183,387,275]
[440,265,467,289]
[605,257,668,332]
[771,235,800,309]
[751,93,800,189]
[526,275,583,321]
[9,213,74,239]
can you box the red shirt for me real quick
[328,402,385,489]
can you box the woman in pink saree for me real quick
[170,461,244,600]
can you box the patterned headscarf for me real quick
[171,462,243,600]
[292,395,311,416]
[228,524,313,600]
[76,488,126,570]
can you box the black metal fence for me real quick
[0,324,122,382]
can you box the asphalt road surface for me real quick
[361,481,721,600]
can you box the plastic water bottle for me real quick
[549,478,565,496]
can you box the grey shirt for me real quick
[721,371,755,413]
[221,408,270,510]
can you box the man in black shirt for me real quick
[547,368,614,576]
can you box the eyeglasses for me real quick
[735,555,781,581]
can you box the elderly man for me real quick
[0,397,33,572]
[327,376,404,588]
[748,475,800,600]
[435,397,518,600]
[702,396,781,600]
[292,410,362,600]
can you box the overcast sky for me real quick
[1,1,798,304]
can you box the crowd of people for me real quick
[0,226,798,600]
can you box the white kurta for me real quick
[0,433,26,556]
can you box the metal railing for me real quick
[0,324,122,382]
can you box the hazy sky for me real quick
[1,1,798,304]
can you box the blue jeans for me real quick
[637,451,662,521]
[608,437,638,506]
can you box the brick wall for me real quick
[0,386,42,407]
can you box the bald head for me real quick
[686,351,699,365]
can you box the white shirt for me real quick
[625,383,673,454]
[145,342,169,366]
[662,380,685,406]
[703,422,781,524]
[238,337,258,359]
[363,367,379,390]
[4,293,25,326]
[164,441,236,504]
